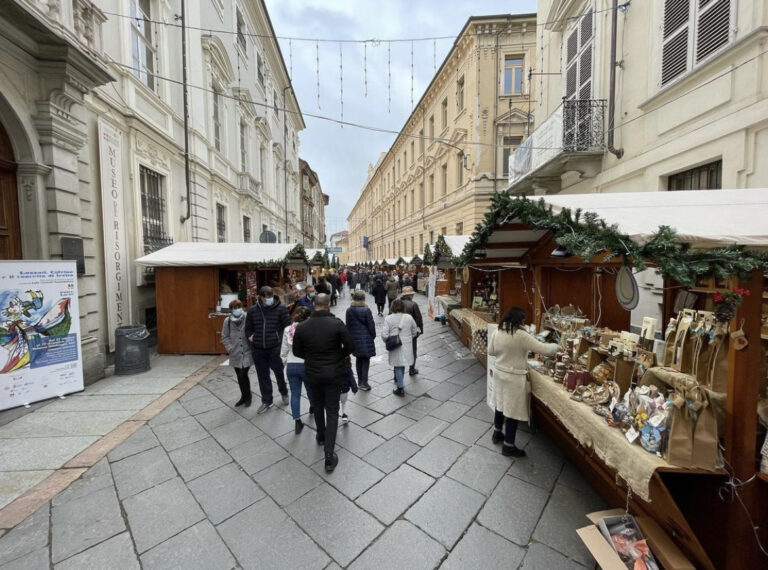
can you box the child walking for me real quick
[340,356,358,424]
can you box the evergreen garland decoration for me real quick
[310,251,325,265]
[423,244,433,265]
[458,193,768,286]
[246,243,310,269]
[432,235,456,265]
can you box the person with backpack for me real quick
[220,299,253,407]
[381,299,418,397]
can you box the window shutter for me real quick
[579,45,592,97]
[661,0,690,85]
[567,29,579,63]
[566,63,578,99]
[696,0,730,62]
[580,9,593,44]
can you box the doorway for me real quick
[0,119,21,259]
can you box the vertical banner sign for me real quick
[0,261,84,411]
[99,118,131,351]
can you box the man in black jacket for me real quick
[245,286,291,413]
[400,286,424,376]
[292,293,354,472]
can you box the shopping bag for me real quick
[690,386,719,470]
[707,323,729,393]
[665,388,694,468]
[671,309,696,373]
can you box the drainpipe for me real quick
[178,0,191,224]
[607,0,624,159]
[283,85,292,241]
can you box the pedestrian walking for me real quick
[345,290,376,391]
[294,285,315,314]
[385,274,398,312]
[340,356,358,424]
[381,299,418,397]
[220,299,253,407]
[244,286,291,413]
[397,271,404,293]
[372,278,387,316]
[281,306,314,434]
[292,293,355,472]
[399,286,423,376]
[487,307,558,457]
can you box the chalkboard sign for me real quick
[61,237,85,275]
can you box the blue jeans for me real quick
[394,366,405,389]
[286,363,312,420]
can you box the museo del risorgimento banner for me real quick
[0,261,84,411]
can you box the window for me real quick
[397,159,401,179]
[564,10,593,99]
[455,222,463,235]
[410,236,414,255]
[410,141,415,165]
[441,164,448,198]
[429,230,434,244]
[502,136,523,177]
[410,188,415,213]
[213,88,223,151]
[262,223,268,234]
[130,0,156,90]
[428,174,434,203]
[457,76,465,111]
[236,9,246,52]
[668,160,722,190]
[239,122,248,171]
[428,116,435,140]
[257,53,265,86]
[278,231,282,243]
[419,129,424,154]
[441,98,448,129]
[419,234,424,252]
[140,166,169,253]
[216,203,226,242]
[273,90,279,115]
[440,227,447,237]
[661,0,731,86]
[457,153,464,187]
[259,145,266,183]
[418,182,424,209]
[503,56,524,95]
[243,216,251,242]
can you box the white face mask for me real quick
[231,308,244,318]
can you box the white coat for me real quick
[381,312,418,368]
[488,328,558,421]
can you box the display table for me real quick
[435,295,461,317]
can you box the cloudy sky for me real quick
[265,0,537,239]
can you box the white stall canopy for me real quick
[135,242,309,267]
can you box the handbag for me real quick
[385,314,406,351]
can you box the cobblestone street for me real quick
[0,292,604,569]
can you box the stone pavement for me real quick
[0,290,604,569]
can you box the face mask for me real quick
[231,308,244,318]
[264,298,275,307]
[309,292,316,299]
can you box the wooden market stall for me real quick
[135,242,310,355]
[459,189,768,569]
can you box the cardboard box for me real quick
[613,358,636,396]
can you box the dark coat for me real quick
[401,297,424,333]
[244,298,291,350]
[292,311,355,383]
[296,296,314,313]
[345,303,376,358]
[316,280,331,295]
[372,281,387,304]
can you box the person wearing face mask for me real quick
[221,299,254,407]
[295,285,316,313]
[245,286,292,413]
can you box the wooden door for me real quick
[0,120,21,260]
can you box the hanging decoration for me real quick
[316,40,321,109]
[364,41,368,97]
[615,265,640,311]
[388,42,392,113]
[339,41,343,126]
[289,39,293,78]
[246,243,310,269]
[433,40,436,72]
[410,41,414,109]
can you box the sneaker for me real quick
[341,413,349,425]
[359,382,371,392]
[502,445,526,458]
[256,403,273,414]
[491,430,503,444]
[281,394,289,406]
[393,387,405,397]
[324,452,339,473]
[295,419,304,434]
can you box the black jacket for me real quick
[292,311,355,382]
[244,298,291,350]
[401,297,424,333]
[372,280,387,304]
[345,304,376,358]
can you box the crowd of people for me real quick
[220,269,557,471]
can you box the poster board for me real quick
[0,261,84,411]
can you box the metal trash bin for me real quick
[114,325,151,376]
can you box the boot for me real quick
[324,452,338,473]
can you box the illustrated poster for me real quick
[0,261,83,411]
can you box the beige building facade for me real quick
[348,14,537,264]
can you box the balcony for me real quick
[238,173,262,201]
[508,99,606,195]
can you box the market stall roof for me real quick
[136,242,310,267]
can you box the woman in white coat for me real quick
[381,299,418,397]
[487,307,558,457]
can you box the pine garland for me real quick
[246,243,310,269]
[458,193,768,286]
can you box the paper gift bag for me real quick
[707,322,730,393]
[671,310,696,373]
[690,386,719,470]
[666,389,694,468]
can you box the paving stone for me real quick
[0,471,53,509]
[446,445,510,495]
[179,385,210,402]
[355,464,434,525]
[123,477,205,554]
[180,393,225,415]
[51,486,125,563]
[286,484,383,567]
[405,477,484,549]
[148,401,190,427]
[441,358,477,373]
[421,367,459,382]
[407,436,466,478]
[426,380,464,402]
[219,497,329,569]
[194,406,242,431]
[112,446,176,499]
[520,541,588,570]
[274,430,326,467]
[169,437,232,481]
[187,462,265,524]
[208,416,263,449]
[139,521,235,570]
[361,436,421,474]
[312,448,384,499]
[52,458,112,506]
[229,435,289,474]
[367,393,416,415]
[152,415,208,451]
[557,462,596,495]
[477,475,549,546]
[400,378,438,397]
[441,415,489,446]
[507,447,564,492]
[532,483,605,567]
[107,425,160,462]
[429,400,471,422]
[465,401,496,423]
[449,381,487,406]
[441,523,525,570]
[42,394,157,412]
[526,431,565,458]
[335,422,385,457]
[442,370,482,387]
[398,396,442,420]
[342,400,383,427]
[0,436,98,471]
[0,547,48,570]
[366,413,415,439]
[252,456,324,506]
[349,520,444,570]
[0,504,50,566]
[401,415,449,446]
[250,408,297,438]
[0,410,135,437]
[55,533,138,570]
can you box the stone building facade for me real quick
[299,158,328,248]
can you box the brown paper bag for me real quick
[663,319,679,367]
[707,323,729,393]
[666,389,694,468]
[671,309,696,373]
[690,386,719,470]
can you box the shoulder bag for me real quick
[385,314,407,351]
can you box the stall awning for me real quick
[135,242,309,267]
